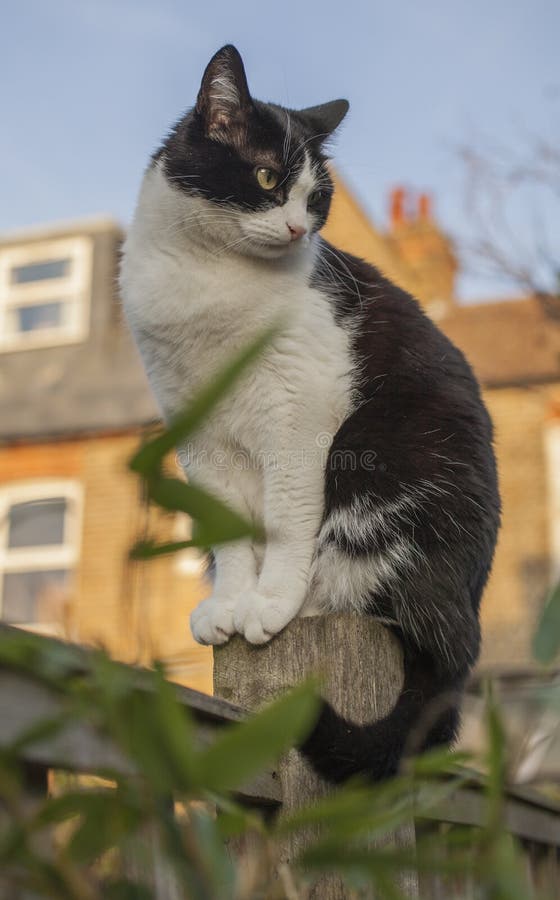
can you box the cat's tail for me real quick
[299,640,466,783]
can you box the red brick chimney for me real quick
[390,187,407,228]
[386,187,457,315]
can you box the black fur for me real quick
[302,246,500,781]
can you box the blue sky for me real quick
[2,0,558,300]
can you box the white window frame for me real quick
[545,421,560,585]
[0,236,92,351]
[174,513,206,577]
[0,479,83,634]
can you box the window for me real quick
[0,237,92,351]
[174,514,206,577]
[545,420,560,584]
[0,481,83,634]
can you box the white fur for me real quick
[121,159,356,644]
[209,71,239,108]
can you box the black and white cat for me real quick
[120,45,500,781]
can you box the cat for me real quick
[120,44,500,782]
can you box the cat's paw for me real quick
[233,591,298,645]
[190,596,236,646]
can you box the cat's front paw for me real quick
[190,596,237,646]
[233,591,299,645]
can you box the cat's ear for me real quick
[195,45,253,137]
[295,99,349,140]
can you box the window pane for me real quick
[11,258,71,284]
[14,301,64,333]
[8,497,67,548]
[2,570,69,623]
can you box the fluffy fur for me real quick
[120,45,500,782]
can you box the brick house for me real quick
[1,183,559,694]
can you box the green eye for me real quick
[308,190,323,206]
[255,167,279,190]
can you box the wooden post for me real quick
[214,614,419,899]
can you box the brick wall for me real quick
[479,385,556,670]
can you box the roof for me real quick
[0,215,122,246]
[441,295,560,388]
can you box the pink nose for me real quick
[287,224,307,241]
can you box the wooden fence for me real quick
[1,620,560,898]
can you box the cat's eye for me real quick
[308,190,323,206]
[255,167,279,190]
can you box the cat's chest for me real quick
[129,250,355,441]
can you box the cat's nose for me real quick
[287,224,307,241]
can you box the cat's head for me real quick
[155,45,348,259]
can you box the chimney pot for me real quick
[418,192,432,222]
[390,187,407,228]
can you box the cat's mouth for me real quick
[236,235,292,260]
[253,235,307,258]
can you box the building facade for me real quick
[1,184,559,693]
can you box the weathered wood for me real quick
[0,622,246,726]
[214,613,419,899]
[0,670,281,806]
[418,783,560,845]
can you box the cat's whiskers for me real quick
[321,245,365,308]
[282,111,292,165]
[211,233,256,257]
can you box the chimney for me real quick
[389,187,407,228]
[418,192,432,222]
[386,187,457,316]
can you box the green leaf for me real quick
[189,807,236,895]
[208,791,265,840]
[105,687,197,794]
[63,792,144,864]
[532,581,560,665]
[484,686,507,831]
[407,747,472,777]
[282,774,469,847]
[145,478,263,546]
[150,664,200,789]
[198,680,320,793]
[130,539,198,560]
[103,881,154,900]
[129,325,279,477]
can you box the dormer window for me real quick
[0,236,92,351]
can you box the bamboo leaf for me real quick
[129,325,279,476]
[145,478,263,545]
[198,680,320,793]
[130,539,198,560]
[532,581,560,665]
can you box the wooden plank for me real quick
[0,670,281,805]
[214,614,419,900]
[417,786,560,845]
[0,623,246,725]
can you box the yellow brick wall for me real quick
[479,386,555,670]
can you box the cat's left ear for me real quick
[295,99,349,141]
[195,45,253,137]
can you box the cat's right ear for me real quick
[295,99,349,141]
[195,45,253,138]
